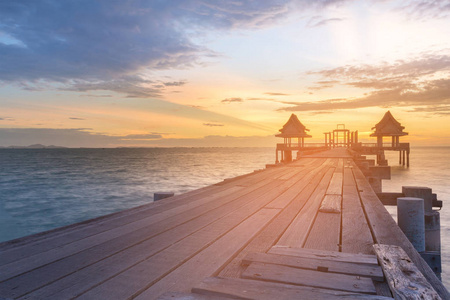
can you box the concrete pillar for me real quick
[154,192,174,201]
[402,186,433,213]
[425,211,441,252]
[402,186,441,252]
[397,197,425,252]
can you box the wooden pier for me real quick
[0,148,447,299]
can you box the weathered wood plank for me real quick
[343,166,355,186]
[319,194,342,213]
[157,291,233,300]
[352,162,450,299]
[218,160,333,278]
[326,172,343,195]
[242,262,377,294]
[194,277,392,300]
[265,160,326,209]
[131,209,279,300]
[1,177,289,298]
[15,171,300,300]
[341,184,374,254]
[268,246,378,265]
[304,211,341,252]
[275,164,336,248]
[242,252,384,280]
[374,244,441,300]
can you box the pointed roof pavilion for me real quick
[370,111,408,137]
[276,114,312,138]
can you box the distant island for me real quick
[0,144,67,149]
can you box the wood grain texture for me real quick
[304,211,341,252]
[193,277,392,300]
[268,246,378,265]
[319,194,342,213]
[242,252,383,280]
[341,184,374,254]
[374,244,441,300]
[242,262,377,294]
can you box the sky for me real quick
[0,0,449,147]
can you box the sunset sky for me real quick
[1,0,449,147]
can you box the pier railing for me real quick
[276,143,326,150]
[353,142,410,150]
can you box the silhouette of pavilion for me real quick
[275,114,311,163]
[275,111,410,166]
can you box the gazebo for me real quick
[370,111,410,166]
[370,111,408,147]
[275,114,311,163]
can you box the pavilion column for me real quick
[377,136,382,147]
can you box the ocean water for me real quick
[0,148,274,242]
[0,147,449,287]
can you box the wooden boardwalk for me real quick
[0,148,447,299]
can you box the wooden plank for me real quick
[242,262,377,294]
[157,291,233,300]
[268,246,378,265]
[0,173,283,283]
[326,172,343,195]
[242,252,384,280]
[265,158,328,209]
[0,177,289,298]
[341,184,374,254]
[352,162,450,299]
[11,172,296,299]
[193,277,392,300]
[131,209,279,300]
[343,165,355,186]
[319,194,342,213]
[303,211,341,252]
[0,185,247,281]
[373,244,441,299]
[275,164,336,248]
[218,161,332,278]
[336,158,344,173]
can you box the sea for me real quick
[0,147,449,287]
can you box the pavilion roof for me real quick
[370,111,408,137]
[276,114,312,138]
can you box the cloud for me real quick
[163,81,187,87]
[0,1,297,85]
[120,134,163,140]
[279,78,450,112]
[307,17,344,27]
[69,117,85,120]
[264,92,291,96]
[79,94,112,98]
[407,105,450,115]
[398,0,450,20]
[62,75,163,98]
[283,54,450,112]
[308,80,340,90]
[203,123,224,127]
[221,97,243,103]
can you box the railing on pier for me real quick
[276,143,326,150]
[352,142,410,151]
